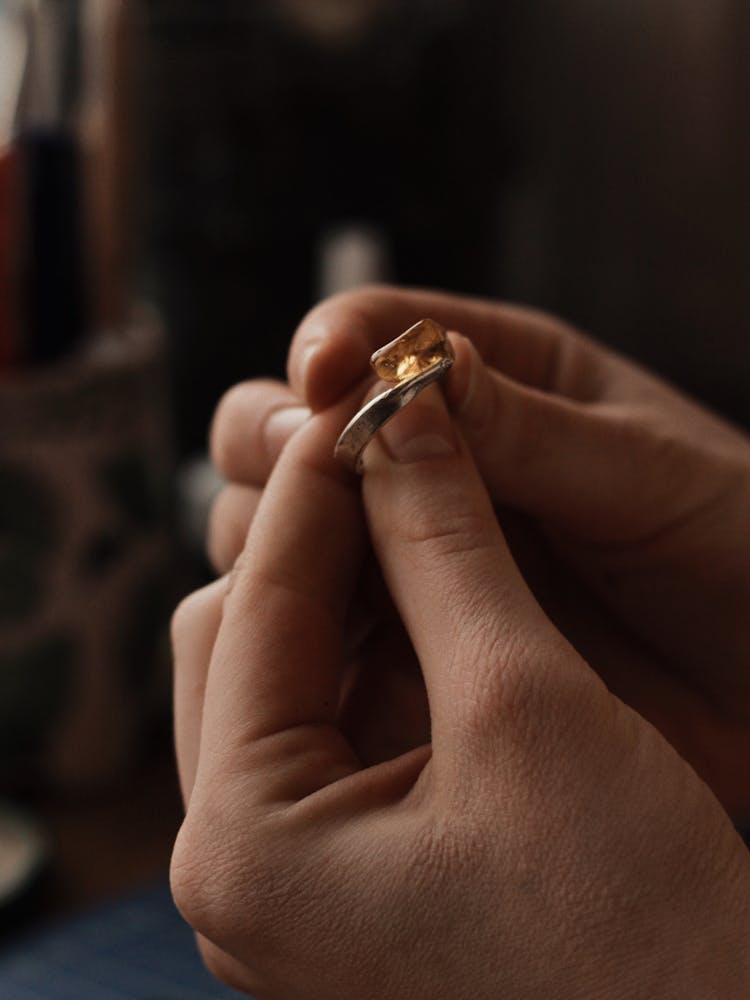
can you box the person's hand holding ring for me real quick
[209,287,750,819]
[173,373,750,998]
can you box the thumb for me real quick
[361,384,587,758]
[444,334,667,542]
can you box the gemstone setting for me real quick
[370,318,454,383]
[334,318,454,473]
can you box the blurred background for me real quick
[140,0,750,445]
[0,0,747,996]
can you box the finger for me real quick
[364,378,604,752]
[171,577,227,804]
[361,384,587,757]
[444,334,713,542]
[210,378,310,485]
[207,483,261,575]
[199,397,367,781]
[289,285,608,410]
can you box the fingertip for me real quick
[210,380,298,484]
[287,296,379,410]
[306,333,371,411]
[263,405,312,460]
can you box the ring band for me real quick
[334,320,454,474]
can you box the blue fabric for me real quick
[0,882,248,1000]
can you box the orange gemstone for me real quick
[370,319,453,383]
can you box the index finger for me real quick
[198,395,367,770]
[289,285,603,410]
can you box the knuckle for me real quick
[207,487,254,575]
[196,939,235,988]
[195,939,257,995]
[223,549,251,605]
[453,616,595,772]
[458,618,540,736]
[409,811,465,876]
[171,800,302,960]
[170,819,215,933]
[170,589,203,653]
[171,810,248,943]
[206,490,232,573]
[405,809,495,912]
[395,505,504,600]
[397,494,494,559]
[170,581,225,657]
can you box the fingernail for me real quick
[265,405,311,457]
[379,385,457,464]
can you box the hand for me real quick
[209,287,750,817]
[172,384,750,999]
[208,379,430,769]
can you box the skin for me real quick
[172,287,750,999]
[208,286,750,819]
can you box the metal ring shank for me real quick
[334,356,453,473]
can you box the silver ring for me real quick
[334,354,453,473]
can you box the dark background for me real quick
[139,0,749,455]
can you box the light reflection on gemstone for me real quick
[370,318,454,383]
